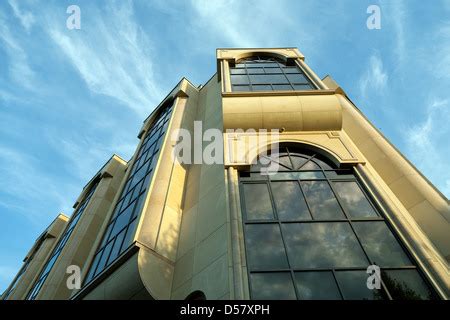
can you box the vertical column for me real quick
[222,60,232,93]
[227,166,247,299]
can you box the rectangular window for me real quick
[26,179,100,300]
[83,100,174,286]
[229,59,316,92]
[242,183,274,220]
[240,148,436,300]
[281,222,368,269]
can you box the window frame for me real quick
[239,147,438,300]
[229,57,317,92]
[82,100,174,288]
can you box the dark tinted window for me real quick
[230,57,315,92]
[240,146,436,300]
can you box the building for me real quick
[2,48,449,300]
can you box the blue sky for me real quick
[1,0,449,292]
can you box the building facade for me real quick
[2,48,449,300]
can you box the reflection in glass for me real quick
[271,181,311,220]
[269,171,325,181]
[282,222,368,268]
[240,146,436,300]
[383,270,434,300]
[273,155,292,169]
[301,181,345,219]
[230,57,315,92]
[245,224,289,270]
[243,183,274,220]
[250,273,296,300]
[289,155,307,170]
[335,271,385,300]
[295,272,342,300]
[333,182,378,218]
[353,222,412,266]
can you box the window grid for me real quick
[26,179,100,300]
[230,57,316,92]
[240,147,437,300]
[83,101,174,286]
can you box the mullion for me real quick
[296,180,315,220]
[326,178,375,266]
[331,270,345,300]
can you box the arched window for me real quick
[229,56,316,92]
[185,290,206,301]
[239,145,437,300]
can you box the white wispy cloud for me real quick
[434,22,450,79]
[0,15,36,91]
[187,0,312,49]
[47,2,162,117]
[404,98,450,198]
[8,0,36,32]
[359,53,388,99]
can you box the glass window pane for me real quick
[283,67,301,74]
[109,203,134,237]
[232,85,250,92]
[353,222,412,266]
[299,161,322,171]
[325,170,354,179]
[245,224,289,270]
[85,252,101,283]
[230,68,247,75]
[121,218,138,252]
[247,68,265,74]
[282,222,368,268]
[271,181,311,220]
[335,271,385,300]
[301,181,345,219]
[289,155,307,170]
[269,171,325,181]
[272,84,293,90]
[313,157,334,169]
[333,182,378,218]
[383,270,435,300]
[250,74,289,84]
[243,183,274,220]
[293,84,314,90]
[251,84,272,91]
[107,228,126,265]
[230,74,249,85]
[287,73,309,83]
[248,62,279,68]
[263,67,283,74]
[97,240,114,272]
[250,272,296,300]
[295,272,342,300]
[272,155,292,169]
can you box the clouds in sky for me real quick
[359,53,388,99]
[48,2,162,117]
[0,0,449,292]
